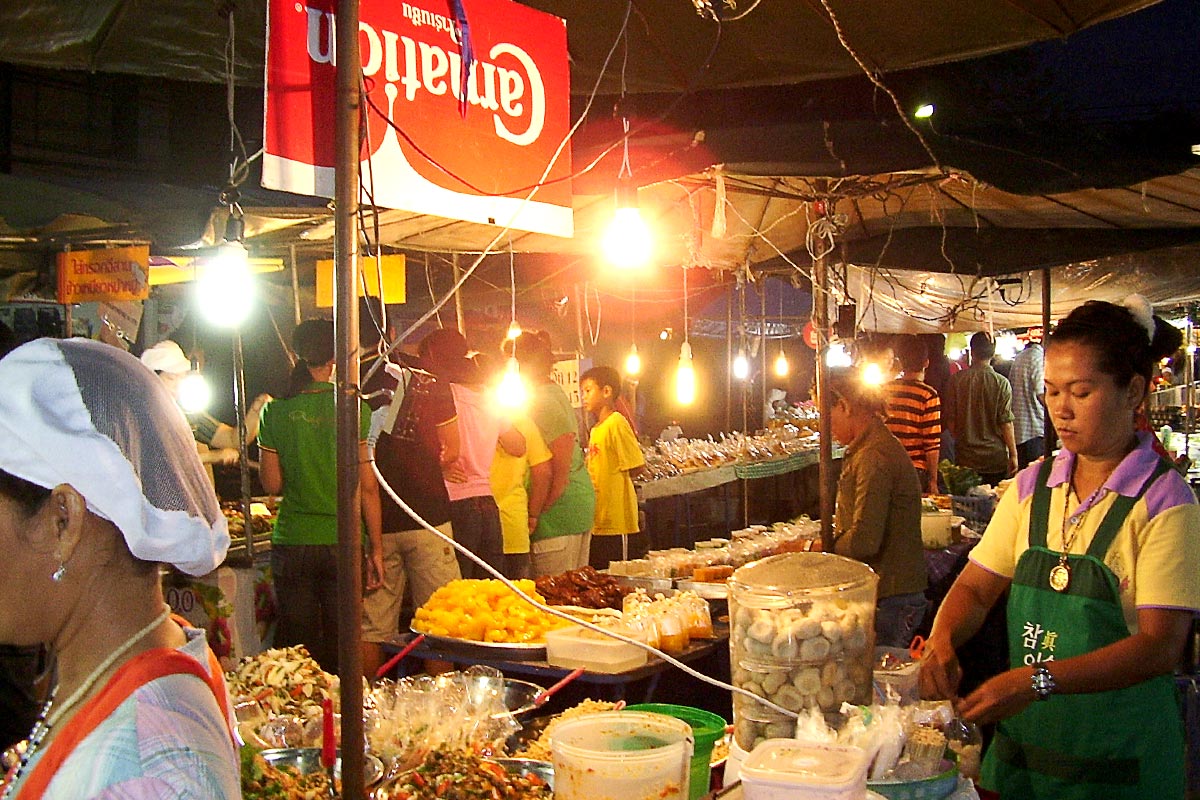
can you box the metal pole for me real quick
[814,197,835,551]
[233,332,254,561]
[333,1,365,796]
[452,253,466,334]
[760,277,767,422]
[725,283,733,431]
[289,243,302,326]
[1042,268,1053,459]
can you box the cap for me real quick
[139,340,191,375]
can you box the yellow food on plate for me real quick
[412,579,571,643]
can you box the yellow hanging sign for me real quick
[315,254,406,308]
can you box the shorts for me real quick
[362,522,460,643]
[530,531,591,577]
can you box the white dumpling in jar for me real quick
[816,686,837,710]
[748,616,775,644]
[766,721,795,739]
[799,635,831,662]
[771,629,800,660]
[791,666,821,695]
[761,669,788,695]
[820,660,845,688]
[773,684,805,712]
[843,627,869,654]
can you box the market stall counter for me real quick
[379,625,730,706]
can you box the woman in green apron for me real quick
[920,297,1200,799]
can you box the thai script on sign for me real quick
[302,4,546,146]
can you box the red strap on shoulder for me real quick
[16,647,231,800]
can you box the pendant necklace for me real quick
[1050,479,1108,592]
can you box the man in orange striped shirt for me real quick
[884,335,942,494]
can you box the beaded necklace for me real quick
[0,605,172,799]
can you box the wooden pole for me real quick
[333,1,366,796]
[1042,267,1053,459]
[814,197,835,550]
[452,253,466,334]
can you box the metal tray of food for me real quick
[411,625,547,659]
[675,579,729,600]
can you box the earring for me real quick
[51,563,66,582]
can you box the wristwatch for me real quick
[1031,666,1056,700]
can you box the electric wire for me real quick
[368,456,797,720]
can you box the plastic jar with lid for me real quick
[727,553,879,752]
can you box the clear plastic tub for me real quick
[740,739,869,800]
[729,553,879,751]
[545,625,648,673]
[550,711,693,800]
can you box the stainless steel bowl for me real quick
[258,747,384,786]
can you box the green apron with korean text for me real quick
[981,458,1184,799]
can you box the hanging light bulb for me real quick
[177,361,212,413]
[496,356,527,409]
[675,341,696,405]
[861,361,886,386]
[601,179,652,269]
[197,213,255,328]
[826,341,853,367]
[773,347,789,378]
[506,320,523,340]
[732,348,750,381]
[624,343,642,376]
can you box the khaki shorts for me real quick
[530,531,591,578]
[362,522,460,643]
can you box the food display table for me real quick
[381,627,730,706]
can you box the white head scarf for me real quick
[0,338,229,575]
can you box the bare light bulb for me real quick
[826,342,853,367]
[773,349,789,378]
[601,206,653,269]
[624,344,642,376]
[177,371,212,413]
[675,341,696,405]
[732,349,750,381]
[196,242,255,328]
[862,362,886,386]
[506,320,523,340]
[496,357,527,409]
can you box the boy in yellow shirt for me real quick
[581,366,646,568]
[490,414,553,579]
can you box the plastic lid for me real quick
[741,740,868,788]
[731,553,878,599]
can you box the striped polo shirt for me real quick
[883,377,942,470]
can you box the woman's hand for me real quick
[956,666,1035,725]
[919,637,964,700]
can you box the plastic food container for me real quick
[545,624,648,673]
[920,510,952,549]
[740,739,868,800]
[728,553,879,751]
[550,710,693,800]
[626,704,728,800]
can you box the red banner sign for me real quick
[264,0,572,237]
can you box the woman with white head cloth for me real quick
[0,338,239,799]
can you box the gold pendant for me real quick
[1049,563,1071,592]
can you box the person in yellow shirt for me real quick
[581,366,646,569]
[490,414,553,580]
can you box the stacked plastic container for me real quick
[728,553,879,751]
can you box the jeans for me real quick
[875,592,930,649]
[271,544,340,672]
[449,495,505,579]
